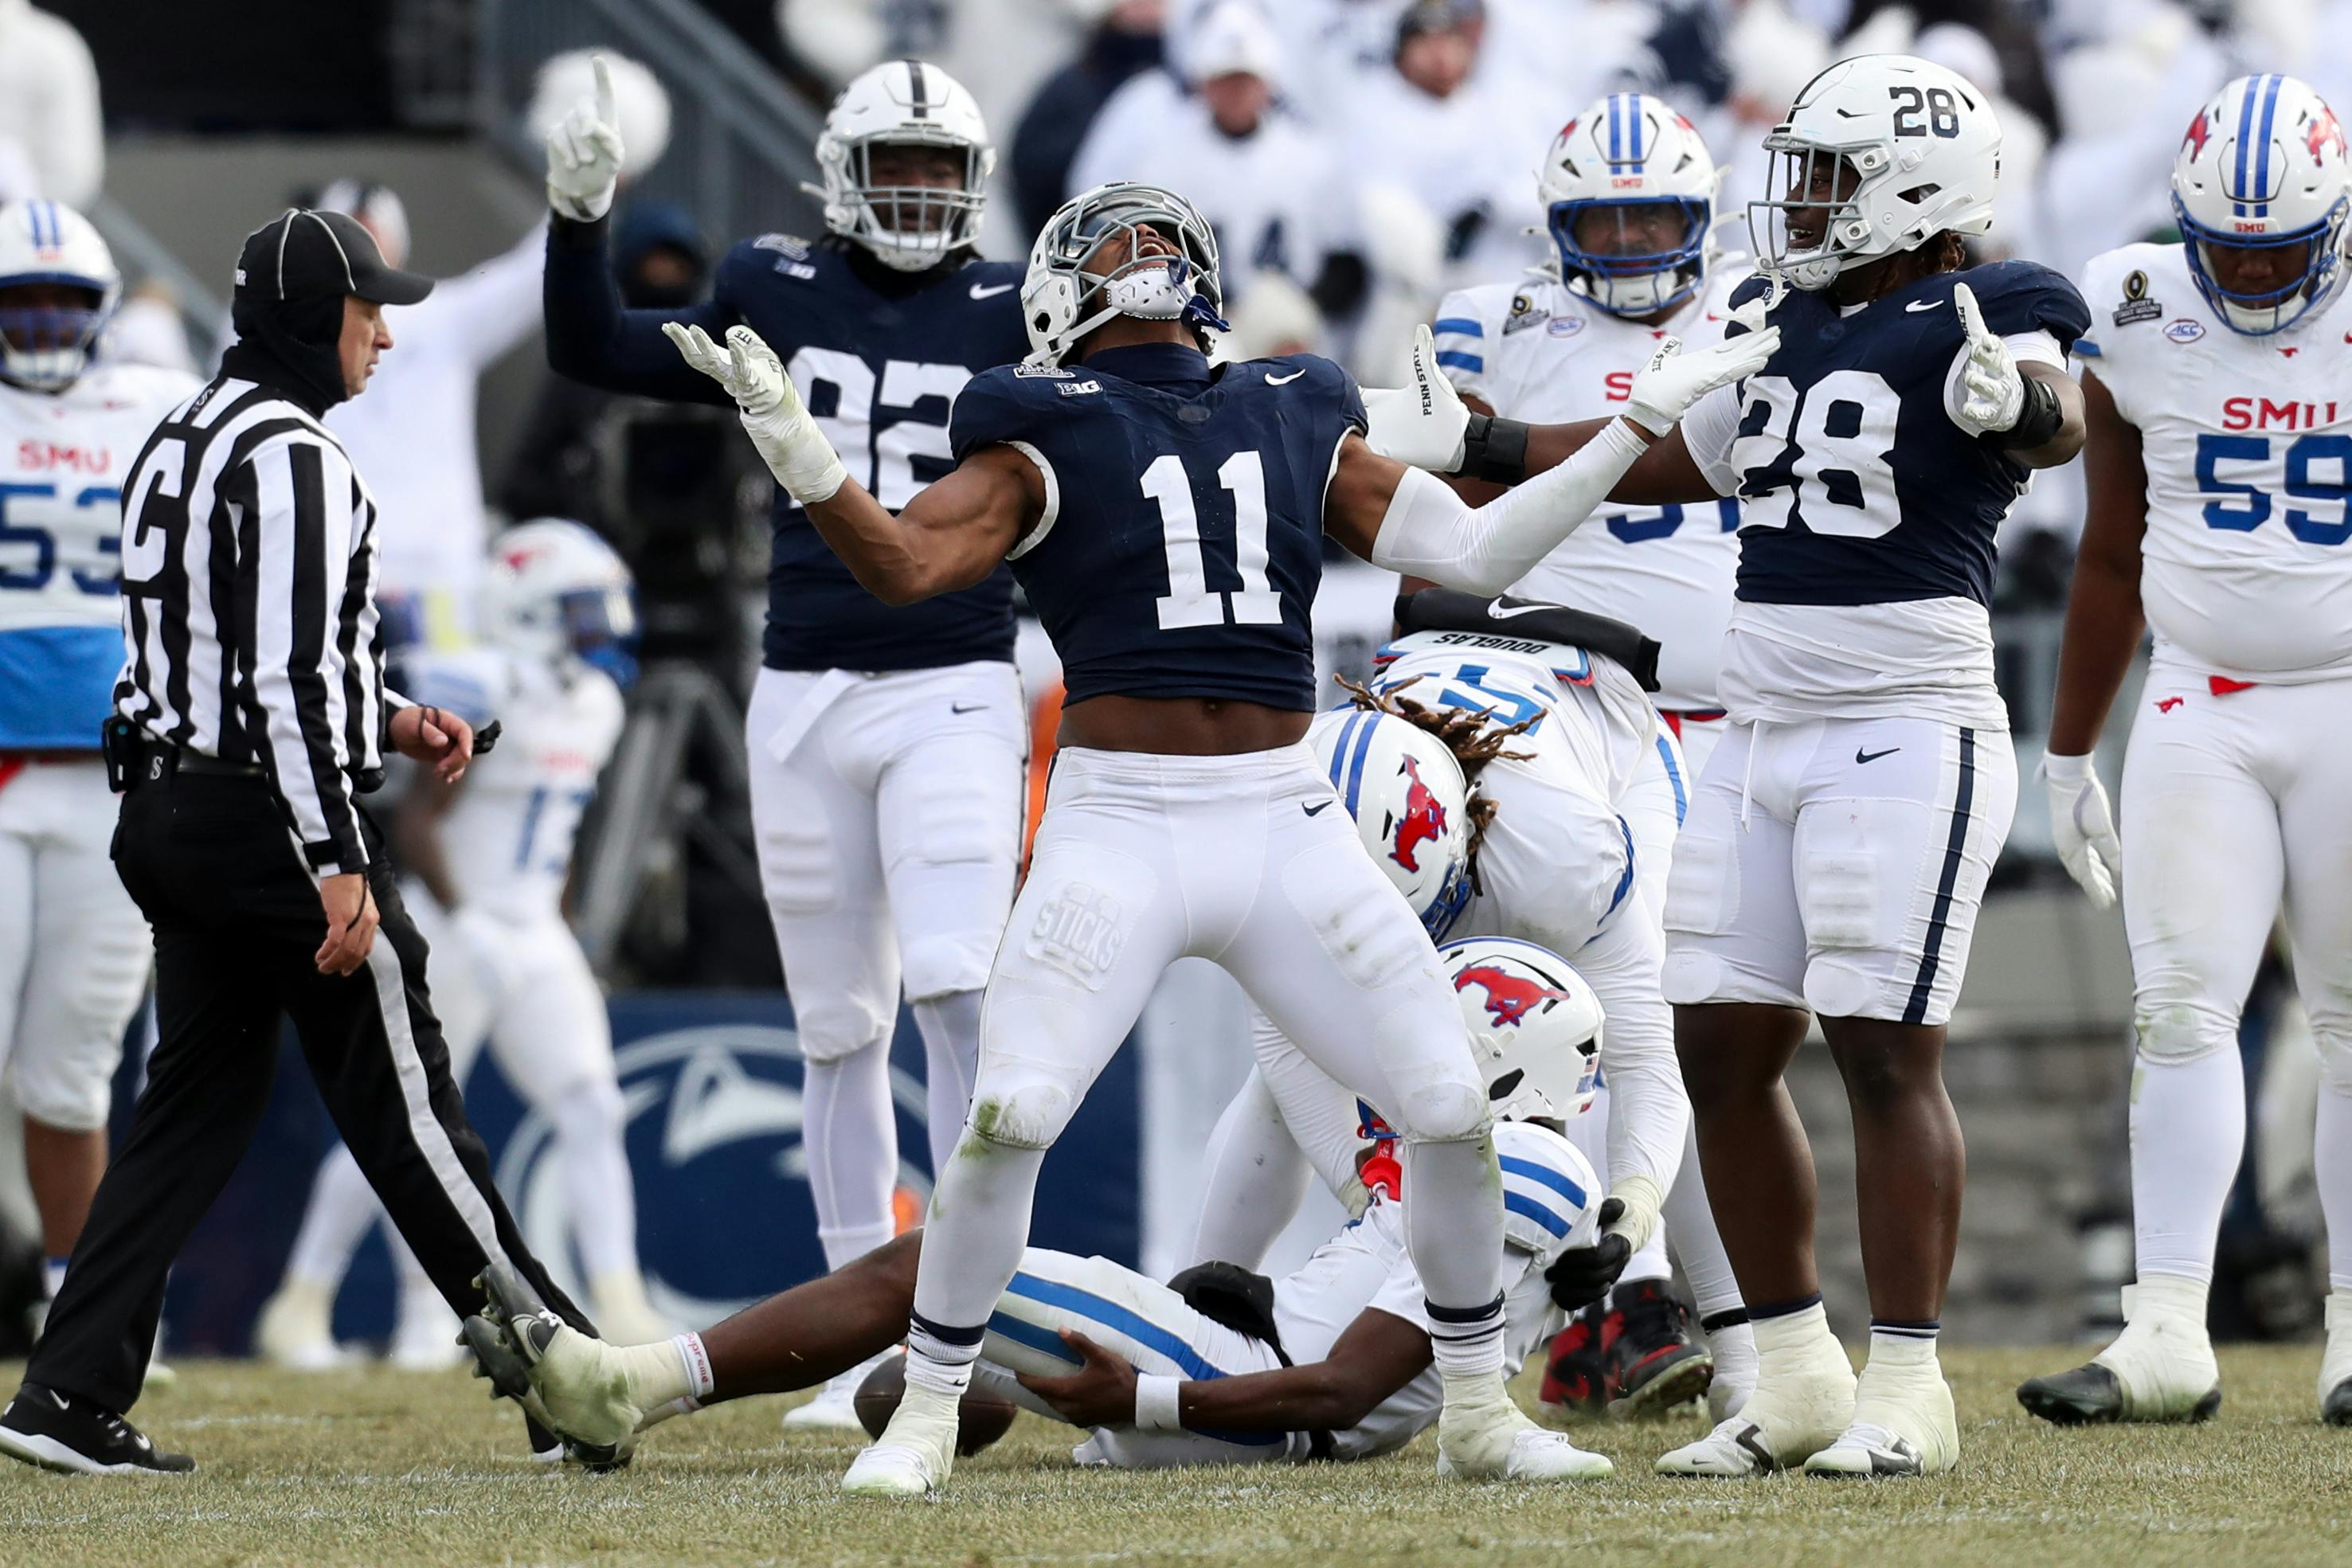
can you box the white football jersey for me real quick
[2077,242,2352,680]
[1270,1195,1571,1460]
[404,645,625,920]
[1431,265,1751,710]
[0,362,200,749]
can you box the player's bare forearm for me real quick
[2045,370,2147,756]
[802,446,1037,606]
[2012,362,2089,469]
[1172,1308,1429,1433]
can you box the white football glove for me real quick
[2041,752,2121,910]
[663,321,849,505]
[1622,312,1780,437]
[1361,323,1471,472]
[1946,281,2025,437]
[546,54,624,223]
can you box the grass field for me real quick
[3,1347,2349,1568]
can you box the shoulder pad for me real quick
[948,364,1062,463]
[1249,353,1367,434]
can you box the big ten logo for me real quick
[493,1022,932,1324]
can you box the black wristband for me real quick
[1994,372,2064,450]
[1458,412,1532,484]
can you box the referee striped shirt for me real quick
[114,373,409,878]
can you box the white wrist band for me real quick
[1134,1374,1184,1431]
[2040,752,2095,784]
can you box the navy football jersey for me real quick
[544,221,1031,671]
[1695,260,2092,608]
[948,342,1366,711]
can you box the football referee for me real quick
[0,210,596,1476]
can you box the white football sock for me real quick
[1866,1321,1940,1374]
[911,990,983,1180]
[284,1144,383,1291]
[550,1077,640,1282]
[1403,1134,1505,1378]
[2316,1080,2352,1292]
[804,1044,899,1271]
[2125,1270,2211,1331]
[2128,1048,2244,1284]
[1190,1067,1310,1269]
[907,1130,1047,1372]
[1753,1299,1842,1379]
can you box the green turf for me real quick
[2,1347,2348,1567]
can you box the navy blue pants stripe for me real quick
[1902,726,1977,1025]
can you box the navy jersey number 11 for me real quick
[949,346,1367,712]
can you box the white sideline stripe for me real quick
[363,934,512,1272]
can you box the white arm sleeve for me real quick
[1679,382,1746,498]
[1367,418,1652,592]
[1567,889,1689,1218]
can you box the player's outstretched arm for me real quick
[2039,367,2143,908]
[1017,1308,1433,1438]
[1330,327,1775,592]
[667,322,1036,603]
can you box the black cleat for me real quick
[0,1384,194,1476]
[2017,1363,2221,1425]
[2325,1379,2352,1428]
[1606,1280,1716,1420]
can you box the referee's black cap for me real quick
[233,209,433,309]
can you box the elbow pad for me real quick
[1368,420,1650,594]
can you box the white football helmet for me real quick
[480,518,638,685]
[0,199,121,391]
[1494,1120,1602,1265]
[808,59,992,273]
[1438,936,1604,1122]
[1020,182,1230,367]
[2171,75,2352,336]
[1307,708,1473,940]
[1747,53,2001,292]
[1539,92,1717,318]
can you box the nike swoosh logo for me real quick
[1485,600,1552,620]
[1905,299,1944,313]
[950,702,988,714]
[48,1390,68,1410]
[1303,800,1332,815]
[969,283,1016,300]
[1855,746,1900,764]
[1264,368,1307,385]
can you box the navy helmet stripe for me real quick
[2233,76,2260,215]
[2253,73,2285,213]
[1628,95,1643,163]
[1903,726,1978,1024]
[906,58,929,119]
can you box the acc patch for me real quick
[753,233,812,260]
[1546,315,1586,338]
[1502,292,1552,334]
[2163,317,2206,343]
[2111,268,2162,327]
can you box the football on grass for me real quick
[851,1355,1018,1456]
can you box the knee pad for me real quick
[899,933,995,1006]
[964,1067,1086,1152]
[1384,1027,1493,1144]
[551,1075,627,1140]
[793,997,894,1066]
[759,815,839,915]
[2133,999,2240,1067]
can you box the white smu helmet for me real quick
[1309,708,1473,940]
[808,60,993,272]
[1020,182,1230,368]
[1539,92,1718,318]
[1494,1120,1601,1266]
[2171,75,2352,336]
[480,519,638,684]
[1747,54,2001,292]
[0,199,121,391]
[1438,936,1604,1122]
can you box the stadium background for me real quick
[0,0,2332,1359]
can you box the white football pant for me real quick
[0,760,148,1134]
[748,662,1025,1269]
[2119,671,2352,1293]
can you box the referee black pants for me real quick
[26,769,593,1414]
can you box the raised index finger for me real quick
[592,54,616,128]
[1951,281,1982,338]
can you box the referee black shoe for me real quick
[0,1383,194,1475]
